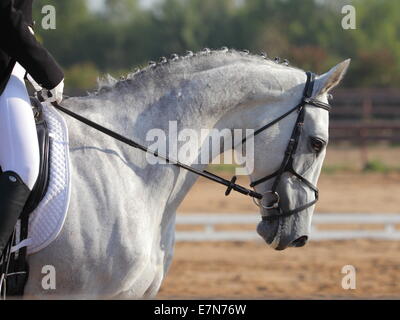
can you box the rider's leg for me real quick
[0,62,40,257]
[0,63,40,189]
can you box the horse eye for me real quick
[310,137,325,153]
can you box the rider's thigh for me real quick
[0,63,40,190]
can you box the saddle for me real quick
[0,97,51,297]
[26,97,51,213]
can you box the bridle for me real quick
[242,72,331,220]
[42,71,330,221]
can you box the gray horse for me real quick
[24,50,349,299]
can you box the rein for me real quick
[38,94,263,200]
[39,70,330,219]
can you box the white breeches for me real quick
[0,63,40,190]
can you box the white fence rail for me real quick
[175,213,400,241]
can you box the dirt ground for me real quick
[158,240,400,299]
[158,146,400,299]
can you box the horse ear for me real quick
[315,59,351,96]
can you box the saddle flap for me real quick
[23,97,51,216]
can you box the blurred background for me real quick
[33,0,400,298]
[33,0,400,170]
[34,0,400,90]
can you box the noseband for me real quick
[45,71,330,222]
[244,72,331,220]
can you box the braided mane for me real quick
[95,48,298,95]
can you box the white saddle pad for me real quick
[14,103,72,255]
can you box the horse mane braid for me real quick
[95,47,293,95]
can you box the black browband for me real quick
[43,71,330,221]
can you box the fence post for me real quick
[205,224,214,234]
[360,96,372,169]
[385,223,395,233]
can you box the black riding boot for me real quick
[0,171,31,258]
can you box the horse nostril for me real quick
[291,235,308,247]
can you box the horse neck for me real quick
[71,64,261,147]
[66,61,305,215]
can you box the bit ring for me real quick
[252,191,280,210]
